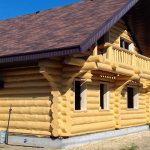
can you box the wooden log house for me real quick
[0,0,150,147]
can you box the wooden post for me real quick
[114,90,121,129]
[132,53,136,66]
[107,46,113,61]
[93,44,98,56]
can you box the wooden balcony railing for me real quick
[135,54,150,71]
[105,44,150,72]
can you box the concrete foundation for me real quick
[0,131,6,144]
[1,125,149,149]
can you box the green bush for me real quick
[120,143,139,150]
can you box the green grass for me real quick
[120,143,139,150]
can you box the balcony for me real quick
[64,43,150,80]
[96,43,150,79]
[106,43,150,70]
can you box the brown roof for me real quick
[0,0,135,57]
[0,0,149,63]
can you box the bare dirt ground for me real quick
[0,131,150,150]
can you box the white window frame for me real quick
[74,79,87,111]
[126,86,139,110]
[120,37,133,51]
[99,82,110,111]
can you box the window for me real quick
[99,82,109,110]
[120,38,132,50]
[97,32,109,56]
[127,87,138,109]
[0,81,4,89]
[74,80,87,111]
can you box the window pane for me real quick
[74,80,87,111]
[100,84,104,109]
[127,87,134,108]
[120,39,124,48]
[125,41,129,49]
[75,81,81,110]
[120,38,130,50]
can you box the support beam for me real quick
[116,74,140,93]
[97,62,135,76]
[64,58,85,66]
[87,55,104,63]
[39,59,62,68]
[140,74,150,80]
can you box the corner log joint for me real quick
[39,60,64,137]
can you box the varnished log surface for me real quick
[0,66,51,136]
[67,19,149,136]
[0,19,150,138]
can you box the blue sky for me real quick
[0,0,79,20]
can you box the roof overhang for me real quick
[1,0,150,64]
[0,46,80,64]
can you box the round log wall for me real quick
[70,80,115,135]
[109,19,148,128]
[0,19,149,138]
[63,19,150,136]
[0,66,52,136]
[119,80,147,128]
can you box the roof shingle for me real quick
[0,0,129,57]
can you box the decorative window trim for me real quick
[120,37,133,51]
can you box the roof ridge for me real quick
[0,0,82,22]
[80,0,140,51]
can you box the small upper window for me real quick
[97,33,109,56]
[74,80,87,111]
[127,87,138,109]
[0,80,4,89]
[120,38,132,50]
[99,82,109,110]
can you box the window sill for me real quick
[126,108,138,111]
[99,109,110,112]
[73,110,88,113]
